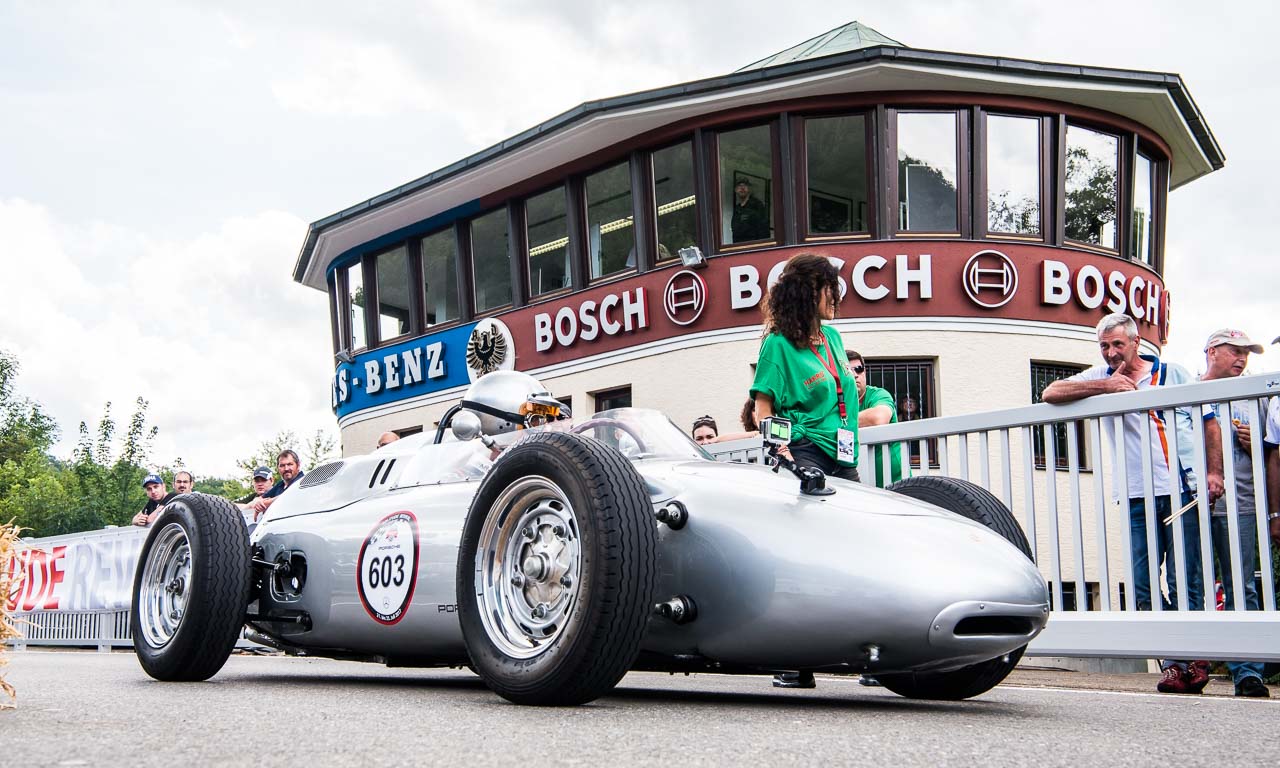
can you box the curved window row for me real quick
[331,103,1168,354]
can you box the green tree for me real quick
[236,429,338,483]
[0,350,69,536]
[62,398,158,532]
[1064,145,1117,245]
[0,350,58,465]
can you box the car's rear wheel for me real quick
[131,493,250,681]
[457,431,657,705]
[876,476,1032,700]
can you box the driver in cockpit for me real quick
[433,371,572,481]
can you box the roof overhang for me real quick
[294,46,1223,291]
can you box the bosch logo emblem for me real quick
[963,250,1018,309]
[663,270,706,326]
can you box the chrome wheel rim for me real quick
[474,476,582,659]
[138,521,192,648]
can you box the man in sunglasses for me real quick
[847,351,903,487]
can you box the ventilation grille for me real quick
[300,461,344,488]
[369,458,396,488]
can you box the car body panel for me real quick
[248,409,1048,676]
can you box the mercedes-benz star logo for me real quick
[663,269,706,326]
[963,249,1018,309]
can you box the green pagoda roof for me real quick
[737,21,904,71]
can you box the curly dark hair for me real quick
[739,396,758,432]
[763,253,840,347]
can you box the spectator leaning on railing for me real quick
[1042,312,1221,695]
[250,450,305,519]
[1197,328,1270,697]
[236,466,276,522]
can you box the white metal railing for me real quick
[9,609,131,651]
[708,372,1280,661]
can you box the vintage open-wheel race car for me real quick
[130,373,1048,706]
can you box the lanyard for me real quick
[811,341,847,424]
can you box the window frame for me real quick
[887,107,969,239]
[976,109,1050,243]
[524,182,575,301]
[797,111,875,241]
[1030,361,1091,471]
[418,227,463,331]
[582,159,640,285]
[337,258,370,354]
[1061,120,1124,255]
[468,205,515,317]
[369,242,417,348]
[648,138,701,265]
[863,358,939,468]
[592,385,633,414]
[1130,147,1157,267]
[713,119,782,252]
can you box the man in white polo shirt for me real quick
[1044,313,1223,694]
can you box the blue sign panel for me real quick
[332,323,476,419]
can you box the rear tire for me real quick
[457,431,658,705]
[131,493,250,681]
[877,476,1031,700]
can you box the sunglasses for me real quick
[850,364,865,374]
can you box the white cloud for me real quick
[0,199,337,477]
[271,38,437,117]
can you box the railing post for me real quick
[1088,419,1111,611]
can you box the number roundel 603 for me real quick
[357,511,420,625]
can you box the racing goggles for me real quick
[461,395,572,430]
[519,400,562,428]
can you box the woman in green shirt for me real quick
[750,253,860,482]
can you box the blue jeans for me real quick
[1128,493,1204,612]
[1211,515,1266,683]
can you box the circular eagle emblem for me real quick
[465,318,516,382]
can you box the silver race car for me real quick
[131,372,1049,705]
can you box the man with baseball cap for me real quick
[1199,328,1270,697]
[729,176,769,243]
[131,474,177,526]
[236,466,276,522]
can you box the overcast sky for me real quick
[1,0,1276,477]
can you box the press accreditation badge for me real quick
[836,428,856,464]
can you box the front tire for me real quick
[131,493,250,681]
[457,431,658,705]
[877,476,1032,700]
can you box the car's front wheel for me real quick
[131,493,250,681]
[457,431,658,706]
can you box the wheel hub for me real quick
[137,522,193,648]
[475,477,582,659]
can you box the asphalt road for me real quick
[3,651,1275,767]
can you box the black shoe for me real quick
[773,671,816,689]
[859,675,882,687]
[1235,677,1271,698]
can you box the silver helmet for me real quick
[459,371,570,435]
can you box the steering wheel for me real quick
[570,418,649,456]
